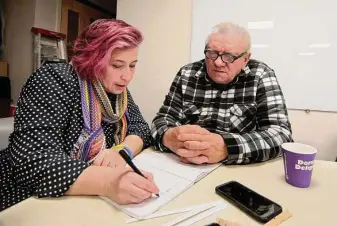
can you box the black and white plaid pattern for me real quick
[151,59,293,164]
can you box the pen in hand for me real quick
[119,149,160,197]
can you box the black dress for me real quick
[0,63,153,212]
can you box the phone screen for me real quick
[216,181,282,222]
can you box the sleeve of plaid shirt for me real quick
[151,69,293,164]
[220,70,293,164]
[151,69,185,152]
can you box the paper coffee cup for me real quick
[281,142,317,188]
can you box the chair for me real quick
[0,76,11,118]
[0,117,14,150]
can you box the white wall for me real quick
[2,0,62,104]
[117,0,337,161]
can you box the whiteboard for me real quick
[191,0,337,112]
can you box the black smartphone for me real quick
[215,181,282,223]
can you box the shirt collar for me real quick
[242,64,251,75]
[194,60,206,78]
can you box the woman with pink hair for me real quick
[0,19,159,211]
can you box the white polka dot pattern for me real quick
[0,63,152,211]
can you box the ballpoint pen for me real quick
[119,149,160,197]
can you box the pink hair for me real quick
[71,19,143,80]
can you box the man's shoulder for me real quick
[180,59,204,70]
[178,59,205,78]
[247,59,275,78]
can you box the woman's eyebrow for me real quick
[111,60,138,63]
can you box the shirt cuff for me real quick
[153,126,173,152]
[220,132,242,164]
[36,158,90,198]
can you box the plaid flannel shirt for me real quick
[151,59,293,164]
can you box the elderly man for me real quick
[151,22,293,165]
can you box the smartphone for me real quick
[215,181,282,223]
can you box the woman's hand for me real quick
[93,149,126,168]
[65,165,160,205]
[105,168,160,204]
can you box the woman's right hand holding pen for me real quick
[104,167,160,204]
[65,165,159,205]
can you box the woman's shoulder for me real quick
[26,62,79,89]
[36,62,77,81]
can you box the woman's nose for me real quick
[121,67,133,82]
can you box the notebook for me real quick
[100,151,221,219]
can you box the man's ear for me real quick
[244,52,251,63]
[242,52,251,70]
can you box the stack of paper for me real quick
[101,151,221,219]
[126,200,228,226]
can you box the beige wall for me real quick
[2,0,62,104]
[117,0,192,125]
[117,0,337,161]
[288,110,337,161]
[34,0,62,32]
[3,0,36,103]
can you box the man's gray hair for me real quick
[205,22,251,51]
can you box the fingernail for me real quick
[151,193,160,198]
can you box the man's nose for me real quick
[214,56,227,67]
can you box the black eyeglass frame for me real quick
[204,48,247,63]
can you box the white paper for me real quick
[126,201,223,223]
[161,203,218,226]
[176,203,228,226]
[126,207,191,224]
[133,163,184,195]
[134,152,220,181]
[101,151,221,219]
[133,152,199,180]
[177,203,228,226]
[101,179,192,219]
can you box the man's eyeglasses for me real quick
[204,49,246,63]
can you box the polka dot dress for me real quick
[0,63,153,212]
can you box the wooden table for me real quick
[1,158,336,226]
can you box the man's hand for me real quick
[178,132,228,164]
[162,125,210,154]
